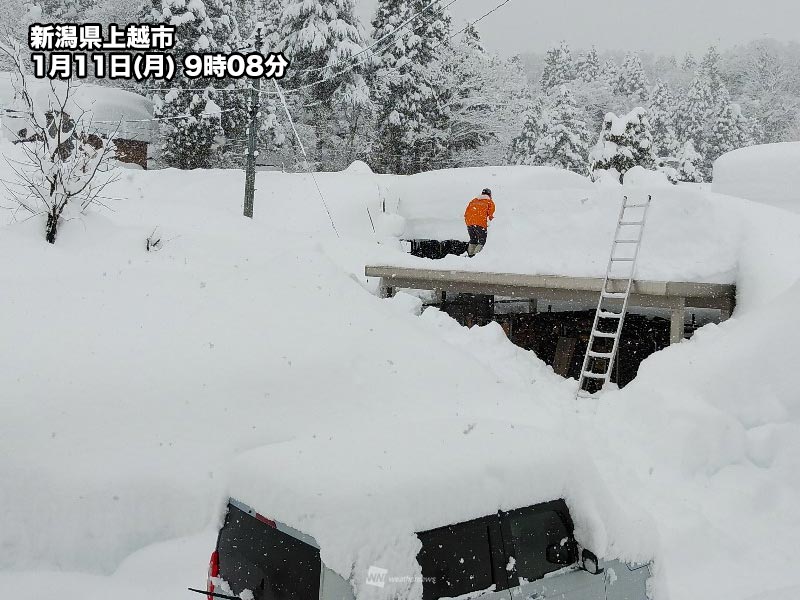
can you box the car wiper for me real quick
[187,587,243,600]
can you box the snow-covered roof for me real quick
[712,142,800,214]
[0,72,155,142]
[384,165,742,284]
[228,417,655,598]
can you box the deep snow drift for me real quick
[2,140,800,600]
[712,142,800,214]
[229,417,656,598]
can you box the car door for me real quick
[417,514,513,600]
[501,501,606,600]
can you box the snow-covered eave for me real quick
[366,264,735,302]
[366,265,735,312]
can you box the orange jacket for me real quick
[464,195,496,228]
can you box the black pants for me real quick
[467,225,487,245]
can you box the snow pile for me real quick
[596,278,800,600]
[2,139,800,600]
[391,165,591,240]
[345,160,374,174]
[712,142,800,213]
[623,165,672,188]
[229,418,656,599]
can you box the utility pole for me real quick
[243,26,263,219]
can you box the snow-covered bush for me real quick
[589,107,655,181]
[0,40,119,243]
[675,140,704,183]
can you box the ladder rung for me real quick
[619,221,644,226]
[582,371,607,380]
[592,331,616,338]
[614,239,639,244]
[611,257,635,262]
[624,203,649,208]
[598,311,622,319]
[588,351,613,359]
[602,291,627,299]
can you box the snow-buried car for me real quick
[204,419,656,600]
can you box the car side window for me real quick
[417,518,496,600]
[504,506,574,583]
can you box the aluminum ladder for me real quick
[576,194,652,398]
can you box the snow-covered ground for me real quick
[2,139,800,600]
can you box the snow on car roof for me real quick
[227,417,656,597]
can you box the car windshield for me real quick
[216,502,321,600]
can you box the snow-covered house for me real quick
[0,72,155,168]
[367,165,742,388]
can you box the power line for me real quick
[263,0,515,97]
[273,79,339,238]
[114,0,508,103]
[139,0,464,96]
[12,0,514,129]
[93,107,239,124]
[293,0,462,77]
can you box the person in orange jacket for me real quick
[464,188,495,257]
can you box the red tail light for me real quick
[255,513,276,528]
[207,550,219,600]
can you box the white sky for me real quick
[355,0,800,56]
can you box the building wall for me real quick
[113,139,148,169]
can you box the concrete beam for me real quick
[365,266,736,317]
[670,298,686,344]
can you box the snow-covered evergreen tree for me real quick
[675,75,712,154]
[462,22,484,53]
[444,25,523,163]
[682,52,697,71]
[576,46,600,82]
[699,45,728,110]
[704,102,753,168]
[278,0,369,108]
[153,0,225,169]
[508,98,547,165]
[531,87,592,174]
[36,0,94,19]
[540,41,575,92]
[371,0,452,173]
[278,0,372,168]
[649,80,679,157]
[589,107,655,180]
[250,0,282,45]
[675,140,704,183]
[601,59,619,87]
[206,0,253,165]
[614,53,649,101]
